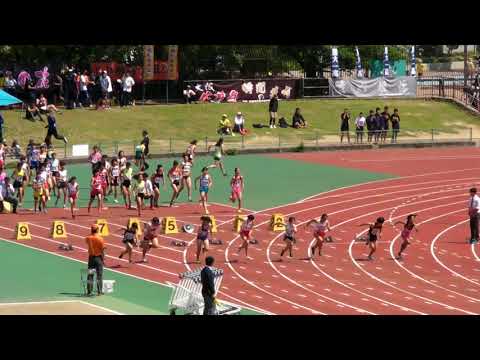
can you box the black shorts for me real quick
[284,235,295,242]
[122,179,131,188]
[341,126,349,132]
[137,193,145,199]
[57,181,66,189]
[52,171,60,178]
[173,180,180,186]
[369,234,377,242]
[13,180,22,189]
[111,177,119,186]
[356,126,364,132]
[122,239,135,245]
[153,182,161,190]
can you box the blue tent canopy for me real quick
[0,89,22,106]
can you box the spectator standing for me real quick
[292,108,307,129]
[89,146,103,173]
[0,111,4,143]
[63,68,76,110]
[390,108,400,143]
[36,93,48,113]
[79,70,93,107]
[373,107,382,143]
[355,112,366,144]
[0,177,18,213]
[365,110,375,143]
[44,107,68,146]
[50,72,63,106]
[85,224,106,296]
[381,106,391,144]
[340,108,350,143]
[200,256,217,315]
[268,94,278,128]
[468,187,480,244]
[100,71,113,107]
[183,85,196,104]
[233,112,246,134]
[121,72,135,107]
[4,71,17,98]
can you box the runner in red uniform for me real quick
[140,217,161,263]
[306,214,331,258]
[87,169,104,214]
[229,167,244,213]
[395,214,418,260]
[237,215,255,259]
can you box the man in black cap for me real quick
[200,256,217,315]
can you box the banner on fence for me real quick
[187,79,298,102]
[143,45,155,81]
[167,45,179,80]
[92,60,175,84]
[72,144,89,157]
[329,76,416,97]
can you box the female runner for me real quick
[168,160,183,207]
[152,165,165,208]
[178,153,193,202]
[395,214,418,260]
[186,140,198,165]
[67,176,79,219]
[229,167,244,213]
[121,162,133,209]
[118,222,139,263]
[87,169,104,214]
[194,167,212,215]
[306,214,331,258]
[207,138,227,176]
[195,216,212,263]
[358,217,385,261]
[140,217,161,263]
[280,217,297,259]
[237,215,255,259]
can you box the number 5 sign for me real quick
[162,217,178,234]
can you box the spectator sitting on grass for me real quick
[218,114,233,136]
[292,108,307,129]
[26,101,44,122]
[233,112,246,135]
[183,85,196,104]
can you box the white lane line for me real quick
[28,222,183,265]
[430,220,480,287]
[390,208,480,303]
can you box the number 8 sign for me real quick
[51,221,67,239]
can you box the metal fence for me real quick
[2,128,475,164]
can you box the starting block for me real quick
[163,217,179,234]
[1,201,12,213]
[16,222,31,240]
[233,215,246,232]
[58,243,74,251]
[270,214,285,231]
[128,218,142,235]
[171,240,187,247]
[204,215,217,233]
[209,239,223,245]
[325,235,334,243]
[249,239,258,245]
[51,221,67,239]
[96,219,109,236]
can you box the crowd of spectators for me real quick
[0,68,136,112]
[340,106,401,144]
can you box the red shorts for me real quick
[0,159,4,168]
[43,182,49,190]
[69,193,78,201]
[314,231,326,238]
[231,187,242,200]
[90,189,102,198]
[240,230,251,239]
[401,229,412,240]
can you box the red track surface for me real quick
[2,147,480,314]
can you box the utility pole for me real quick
[464,44,468,87]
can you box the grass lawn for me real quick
[2,99,479,147]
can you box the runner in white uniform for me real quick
[67,176,79,219]
[178,153,193,202]
[55,161,68,208]
[280,217,297,259]
[109,158,121,203]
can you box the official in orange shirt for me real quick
[85,224,106,296]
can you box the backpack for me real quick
[252,123,263,128]
[278,117,289,128]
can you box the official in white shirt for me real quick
[121,73,135,107]
[468,187,480,244]
[355,112,366,144]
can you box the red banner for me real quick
[92,60,178,83]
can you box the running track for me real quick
[2,147,480,315]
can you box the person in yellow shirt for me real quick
[218,114,233,135]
